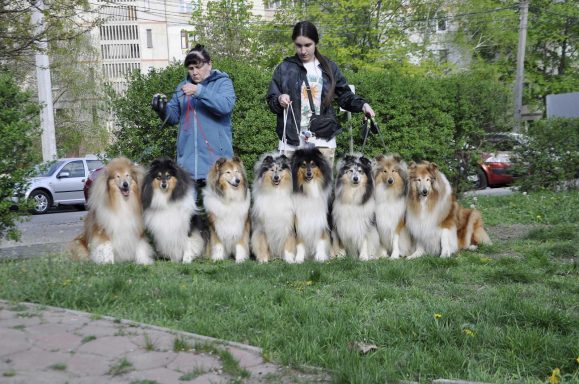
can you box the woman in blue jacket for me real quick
[151,44,236,185]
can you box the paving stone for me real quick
[76,335,137,357]
[0,316,44,328]
[124,350,177,371]
[188,372,231,384]
[29,331,83,352]
[0,370,72,384]
[66,352,112,377]
[129,329,177,351]
[7,348,72,371]
[226,346,264,368]
[166,352,221,373]
[75,322,120,338]
[0,329,33,357]
[125,366,187,384]
[246,362,282,378]
[23,322,78,337]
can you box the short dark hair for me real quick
[184,44,211,67]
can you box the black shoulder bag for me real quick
[304,76,340,140]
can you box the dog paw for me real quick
[467,245,478,251]
[407,252,423,260]
[135,241,154,265]
[283,251,295,264]
[335,248,346,258]
[235,244,248,263]
[440,249,453,258]
[182,252,193,264]
[390,250,400,260]
[92,242,114,264]
[211,244,225,261]
[295,244,305,264]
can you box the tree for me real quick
[0,70,41,242]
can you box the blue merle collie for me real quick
[291,148,333,263]
[251,153,296,263]
[332,154,380,260]
[141,158,204,263]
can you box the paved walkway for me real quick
[0,300,329,384]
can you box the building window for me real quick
[180,0,192,13]
[437,14,447,31]
[146,29,153,48]
[180,30,189,49]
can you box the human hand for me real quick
[362,103,375,118]
[151,93,167,117]
[182,83,198,96]
[278,94,291,108]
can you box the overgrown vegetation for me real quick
[107,60,510,186]
[514,118,579,192]
[0,191,577,383]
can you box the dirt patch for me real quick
[486,224,538,242]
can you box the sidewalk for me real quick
[0,300,329,384]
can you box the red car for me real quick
[83,166,103,202]
[472,133,526,189]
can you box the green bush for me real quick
[108,62,510,187]
[514,118,579,192]
[0,70,41,241]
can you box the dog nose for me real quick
[306,170,312,178]
[421,189,428,196]
[273,175,280,182]
[234,178,240,185]
[160,182,167,189]
[122,181,129,189]
[387,178,394,185]
[353,176,359,183]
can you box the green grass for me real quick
[0,190,577,383]
[107,357,133,376]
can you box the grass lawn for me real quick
[0,190,577,383]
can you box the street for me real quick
[0,208,86,259]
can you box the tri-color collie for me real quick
[406,161,492,258]
[251,153,296,263]
[332,154,379,260]
[203,157,251,263]
[373,154,413,259]
[141,158,204,263]
[291,147,333,262]
[71,157,153,264]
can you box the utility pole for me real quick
[513,0,529,133]
[32,0,57,161]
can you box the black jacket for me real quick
[267,55,367,146]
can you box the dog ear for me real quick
[214,157,227,169]
[263,155,274,165]
[232,156,242,165]
[375,154,385,162]
[393,154,402,163]
[359,156,371,167]
[408,161,417,169]
[428,162,439,173]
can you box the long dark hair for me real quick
[292,21,335,108]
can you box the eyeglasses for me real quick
[187,62,206,70]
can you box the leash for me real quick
[281,102,300,156]
[361,117,388,154]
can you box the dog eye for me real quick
[156,176,161,180]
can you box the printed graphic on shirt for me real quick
[300,61,323,130]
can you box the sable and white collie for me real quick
[203,157,251,263]
[141,158,205,263]
[406,161,492,258]
[71,157,153,264]
[332,154,380,261]
[251,153,296,263]
[291,148,333,263]
[373,154,413,259]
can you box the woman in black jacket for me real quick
[266,21,375,163]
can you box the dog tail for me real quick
[469,209,492,246]
[69,234,90,261]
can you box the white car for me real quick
[15,157,105,214]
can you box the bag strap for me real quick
[303,76,319,117]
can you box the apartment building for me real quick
[93,0,275,93]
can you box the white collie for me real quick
[291,148,333,263]
[203,157,251,263]
[251,153,296,263]
[141,158,205,263]
[71,157,153,264]
[406,161,491,258]
[373,154,413,259]
[332,154,379,261]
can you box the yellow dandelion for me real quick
[434,313,442,320]
[548,368,561,384]
[576,356,579,363]
[305,280,314,286]
[463,328,475,337]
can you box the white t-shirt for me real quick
[278,59,336,151]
